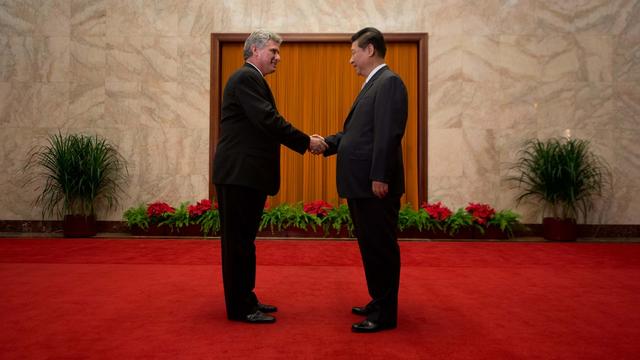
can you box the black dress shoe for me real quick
[351,306,372,316]
[257,302,277,313]
[243,310,276,324]
[351,319,396,333]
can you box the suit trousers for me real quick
[216,184,267,319]
[347,196,401,325]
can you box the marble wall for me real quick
[1,0,639,223]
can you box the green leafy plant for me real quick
[160,202,191,231]
[123,204,150,230]
[260,203,321,232]
[322,204,354,236]
[487,209,521,238]
[509,137,610,221]
[444,208,475,235]
[398,204,436,231]
[24,132,128,218]
[197,209,220,236]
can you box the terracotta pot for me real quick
[63,214,97,237]
[543,217,577,241]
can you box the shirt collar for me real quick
[246,61,263,77]
[364,63,387,86]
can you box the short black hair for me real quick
[351,27,386,58]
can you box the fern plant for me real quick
[322,204,354,236]
[123,204,150,230]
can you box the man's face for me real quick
[349,41,372,77]
[252,40,281,75]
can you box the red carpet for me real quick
[1,238,639,359]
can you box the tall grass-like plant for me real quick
[509,137,609,221]
[24,132,128,218]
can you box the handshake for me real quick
[308,134,328,155]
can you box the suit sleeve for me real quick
[235,72,310,154]
[371,75,408,182]
[323,132,343,157]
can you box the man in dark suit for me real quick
[213,30,327,324]
[323,27,408,333]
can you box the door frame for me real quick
[210,33,429,203]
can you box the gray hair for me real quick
[243,30,283,60]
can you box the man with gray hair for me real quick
[213,30,327,324]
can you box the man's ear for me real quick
[366,43,375,57]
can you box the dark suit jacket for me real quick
[324,66,408,199]
[213,63,310,195]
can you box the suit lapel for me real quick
[245,63,276,105]
[343,66,388,129]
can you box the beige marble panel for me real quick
[3,36,40,82]
[614,82,640,130]
[535,0,574,34]
[610,0,640,37]
[539,35,579,82]
[177,82,209,129]
[71,36,106,83]
[428,35,462,82]
[497,81,539,130]
[178,36,209,85]
[104,80,144,128]
[612,128,640,180]
[428,80,462,129]
[140,81,182,128]
[68,82,105,128]
[140,36,178,83]
[0,0,70,36]
[423,0,465,36]
[461,35,501,82]
[106,36,143,82]
[71,0,106,37]
[573,0,615,34]
[536,81,577,130]
[499,35,543,82]
[3,36,70,82]
[575,82,615,129]
[614,36,640,82]
[35,82,69,127]
[497,0,537,35]
[105,0,143,37]
[460,0,501,35]
[428,128,463,177]
[575,34,613,82]
[460,82,503,129]
[0,82,36,127]
[0,0,37,35]
[461,129,499,181]
[139,0,178,36]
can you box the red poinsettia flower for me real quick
[465,202,496,225]
[188,199,213,218]
[147,202,175,218]
[420,201,452,221]
[264,199,270,210]
[303,200,334,217]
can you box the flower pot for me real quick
[63,214,97,237]
[543,217,577,241]
[172,224,203,236]
[473,225,508,240]
[130,224,169,236]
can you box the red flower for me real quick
[147,202,175,218]
[264,199,270,210]
[420,201,452,221]
[303,200,334,217]
[465,202,496,225]
[188,199,213,218]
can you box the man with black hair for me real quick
[323,27,408,333]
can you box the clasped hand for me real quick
[309,134,328,155]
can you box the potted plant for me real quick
[24,132,128,237]
[194,199,220,236]
[259,202,322,237]
[321,203,354,237]
[509,137,610,241]
[123,204,150,234]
